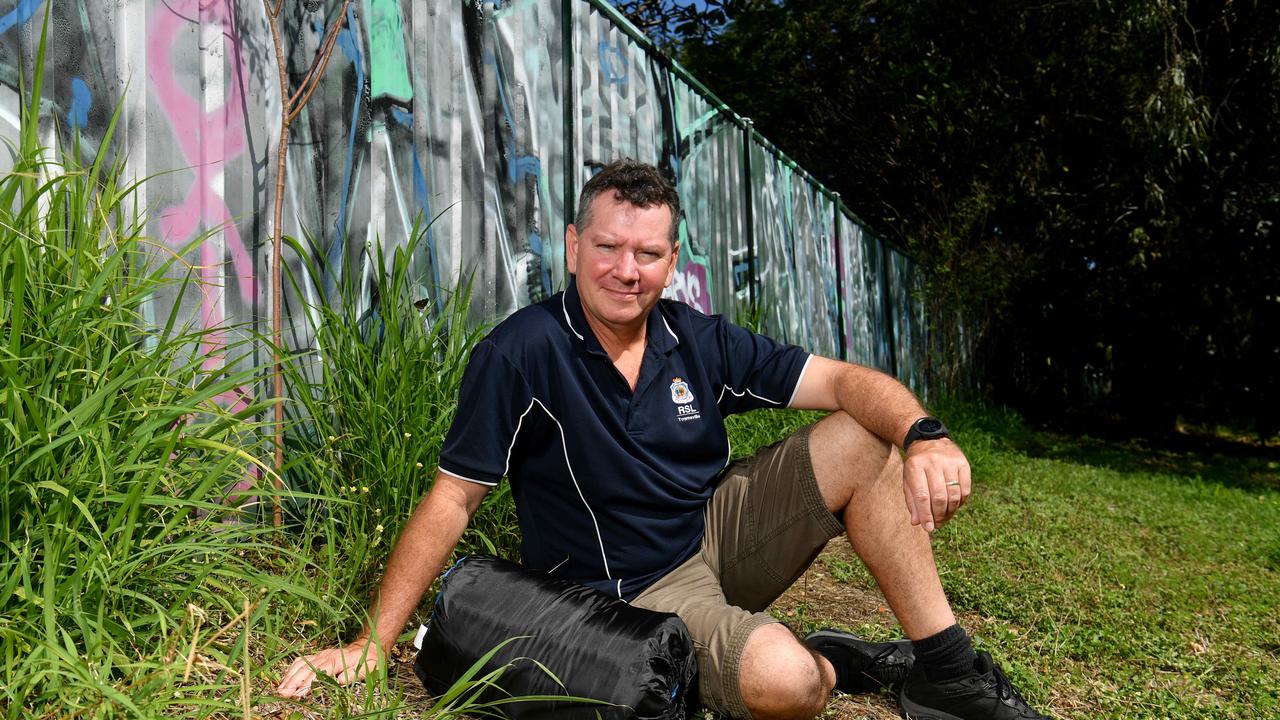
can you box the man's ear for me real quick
[664,241,680,289]
[565,224,579,275]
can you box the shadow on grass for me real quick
[942,399,1280,494]
[1018,428,1280,494]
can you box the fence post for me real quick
[561,0,576,281]
[741,119,756,312]
[832,193,846,362]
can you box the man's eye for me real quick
[638,252,659,261]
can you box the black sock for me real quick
[912,624,978,681]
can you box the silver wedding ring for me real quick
[946,481,961,487]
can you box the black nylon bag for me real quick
[413,555,697,720]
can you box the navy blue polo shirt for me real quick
[438,278,811,600]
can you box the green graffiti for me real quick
[365,0,412,103]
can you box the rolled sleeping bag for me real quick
[413,555,697,720]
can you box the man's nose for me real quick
[613,251,640,281]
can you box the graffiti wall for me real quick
[0,0,934,393]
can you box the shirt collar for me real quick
[562,277,680,357]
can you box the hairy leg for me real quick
[809,411,956,640]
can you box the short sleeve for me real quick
[438,340,534,486]
[714,318,812,416]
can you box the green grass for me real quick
[0,17,550,718]
[277,226,515,607]
[0,18,308,717]
[807,400,1280,719]
[725,407,825,460]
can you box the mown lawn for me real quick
[772,405,1280,720]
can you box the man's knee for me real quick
[738,624,831,720]
[809,410,898,513]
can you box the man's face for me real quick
[566,192,679,333]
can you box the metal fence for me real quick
[0,0,931,393]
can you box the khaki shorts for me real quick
[631,424,845,718]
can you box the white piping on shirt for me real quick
[531,397,612,580]
[660,314,679,344]
[439,467,499,487]
[716,385,784,406]
[503,398,536,477]
[715,354,814,409]
[561,294,584,340]
[787,355,814,408]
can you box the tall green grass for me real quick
[0,18,312,718]
[0,39,572,719]
[278,226,519,608]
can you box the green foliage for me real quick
[935,400,1280,718]
[0,19,530,718]
[278,226,517,606]
[795,400,1280,718]
[0,15,307,717]
[725,408,824,460]
[681,0,1280,435]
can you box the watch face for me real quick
[918,418,943,434]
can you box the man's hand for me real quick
[276,639,383,699]
[275,474,485,700]
[901,438,971,533]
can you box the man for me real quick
[278,160,1048,719]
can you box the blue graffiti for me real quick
[510,154,540,185]
[387,105,442,296]
[732,260,751,292]
[484,47,551,296]
[0,0,42,35]
[327,5,365,302]
[387,106,429,209]
[484,49,543,185]
[67,77,90,129]
[597,42,627,85]
[529,230,551,294]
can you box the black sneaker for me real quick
[805,628,915,694]
[898,651,1050,719]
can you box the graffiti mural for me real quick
[0,0,939,399]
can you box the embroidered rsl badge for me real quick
[670,377,694,404]
[671,377,701,421]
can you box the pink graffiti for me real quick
[149,0,256,355]
[149,0,258,502]
[665,262,712,314]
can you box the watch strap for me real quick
[903,416,949,452]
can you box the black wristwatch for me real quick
[903,416,949,452]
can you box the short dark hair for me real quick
[574,159,682,246]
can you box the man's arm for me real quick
[276,472,490,698]
[789,355,971,532]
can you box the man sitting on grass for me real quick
[278,159,1049,720]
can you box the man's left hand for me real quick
[901,438,971,533]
